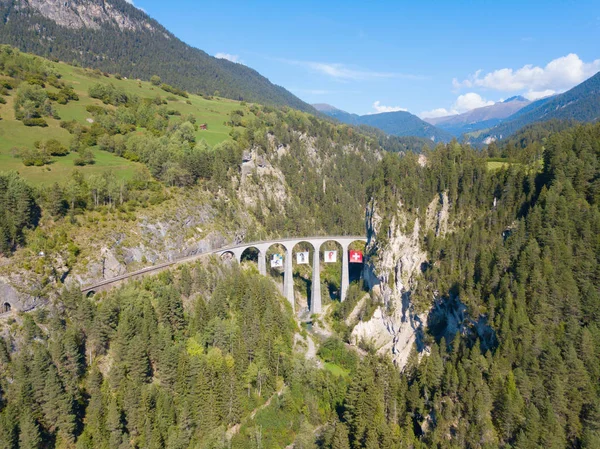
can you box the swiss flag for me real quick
[349,250,363,263]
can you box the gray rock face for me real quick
[351,197,430,368]
[75,201,226,286]
[0,277,41,313]
[20,0,154,31]
[352,190,458,368]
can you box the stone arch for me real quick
[319,240,344,301]
[1,302,11,313]
[291,241,316,268]
[240,246,260,263]
[219,250,236,261]
[290,241,318,314]
[85,290,96,298]
[264,242,286,277]
[344,239,368,300]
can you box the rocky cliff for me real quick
[13,0,154,32]
[351,192,450,368]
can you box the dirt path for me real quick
[226,385,286,440]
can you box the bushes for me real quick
[22,117,48,127]
[17,147,51,166]
[73,149,95,166]
[13,83,54,123]
[88,82,130,105]
[38,139,69,156]
[317,337,358,372]
[160,82,188,98]
[46,85,79,104]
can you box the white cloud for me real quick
[370,101,407,113]
[280,59,425,81]
[420,108,455,119]
[454,92,494,111]
[453,54,600,92]
[292,88,360,95]
[301,61,396,80]
[420,93,494,118]
[215,53,241,63]
[523,89,555,101]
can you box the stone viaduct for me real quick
[75,235,366,316]
[215,236,367,314]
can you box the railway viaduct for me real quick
[80,236,367,315]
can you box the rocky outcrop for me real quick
[0,276,44,313]
[72,198,230,286]
[425,192,450,237]
[237,147,288,212]
[352,194,446,368]
[20,0,153,31]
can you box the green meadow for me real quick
[0,60,242,185]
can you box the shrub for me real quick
[73,149,95,166]
[23,118,48,127]
[19,147,51,166]
[44,139,69,156]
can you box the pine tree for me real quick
[330,421,350,449]
[18,411,41,449]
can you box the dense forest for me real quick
[0,0,314,112]
[2,121,600,447]
[1,31,600,448]
[360,122,600,447]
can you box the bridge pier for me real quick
[341,241,350,303]
[256,244,268,276]
[283,245,295,311]
[311,242,322,314]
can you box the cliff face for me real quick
[11,0,153,31]
[352,193,449,368]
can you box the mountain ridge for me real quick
[313,103,453,142]
[424,98,532,136]
[0,0,316,112]
[473,71,600,143]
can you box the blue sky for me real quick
[131,0,600,117]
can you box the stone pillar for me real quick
[283,245,295,311]
[258,249,267,276]
[341,242,350,302]
[233,248,244,264]
[311,242,322,314]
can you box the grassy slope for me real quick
[0,61,242,185]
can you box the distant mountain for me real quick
[473,71,600,144]
[0,0,315,112]
[313,103,362,125]
[504,95,528,103]
[425,97,531,136]
[313,104,453,142]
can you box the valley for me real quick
[0,1,599,448]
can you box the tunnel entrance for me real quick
[2,302,11,313]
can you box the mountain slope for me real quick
[425,96,531,136]
[358,110,453,142]
[0,0,315,112]
[314,103,452,142]
[474,71,600,143]
[313,103,361,125]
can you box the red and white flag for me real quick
[349,250,363,263]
